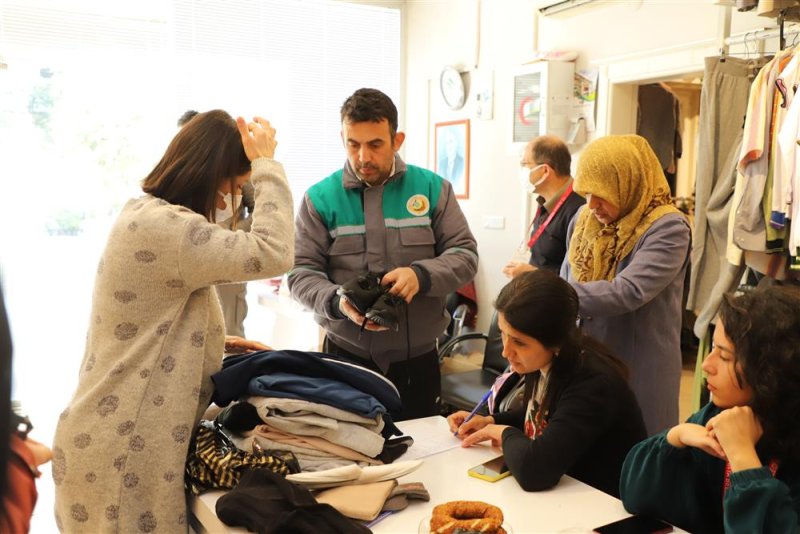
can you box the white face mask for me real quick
[216,192,242,224]
[519,164,547,194]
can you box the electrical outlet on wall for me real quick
[483,216,505,230]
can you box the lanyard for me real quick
[527,184,574,249]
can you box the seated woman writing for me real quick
[447,270,646,496]
[620,286,800,534]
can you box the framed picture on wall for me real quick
[434,119,470,199]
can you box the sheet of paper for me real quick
[395,415,462,461]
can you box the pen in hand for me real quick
[453,389,493,436]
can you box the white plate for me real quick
[418,515,513,533]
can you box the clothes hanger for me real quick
[743,32,760,80]
[788,29,799,50]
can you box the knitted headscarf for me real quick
[568,135,682,282]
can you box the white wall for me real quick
[402,0,774,332]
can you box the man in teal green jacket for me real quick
[288,88,478,420]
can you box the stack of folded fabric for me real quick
[236,397,392,471]
[206,349,429,527]
[210,350,411,471]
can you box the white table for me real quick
[192,416,684,533]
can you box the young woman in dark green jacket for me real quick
[620,286,800,534]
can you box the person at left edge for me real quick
[288,88,479,421]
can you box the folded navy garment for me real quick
[248,372,387,419]
[212,350,403,437]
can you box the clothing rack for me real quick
[723,25,799,50]
[723,10,799,51]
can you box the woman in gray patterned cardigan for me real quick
[52,110,294,533]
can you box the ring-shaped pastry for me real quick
[429,501,505,534]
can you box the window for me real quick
[0,1,400,513]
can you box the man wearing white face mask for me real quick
[179,110,254,337]
[503,135,584,278]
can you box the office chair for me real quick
[436,292,471,350]
[439,311,510,415]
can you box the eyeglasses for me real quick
[520,161,547,172]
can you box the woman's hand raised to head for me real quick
[236,116,277,161]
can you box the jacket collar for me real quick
[342,154,407,190]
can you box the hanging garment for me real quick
[637,83,682,191]
[779,56,800,256]
[732,49,794,253]
[762,52,798,247]
[687,56,767,336]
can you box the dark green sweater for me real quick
[620,403,800,534]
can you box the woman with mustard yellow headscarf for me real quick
[561,134,691,436]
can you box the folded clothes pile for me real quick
[227,397,413,471]
[212,349,402,431]
[208,349,410,471]
[196,349,428,531]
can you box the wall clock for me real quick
[440,66,466,110]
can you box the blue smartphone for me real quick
[593,515,673,534]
